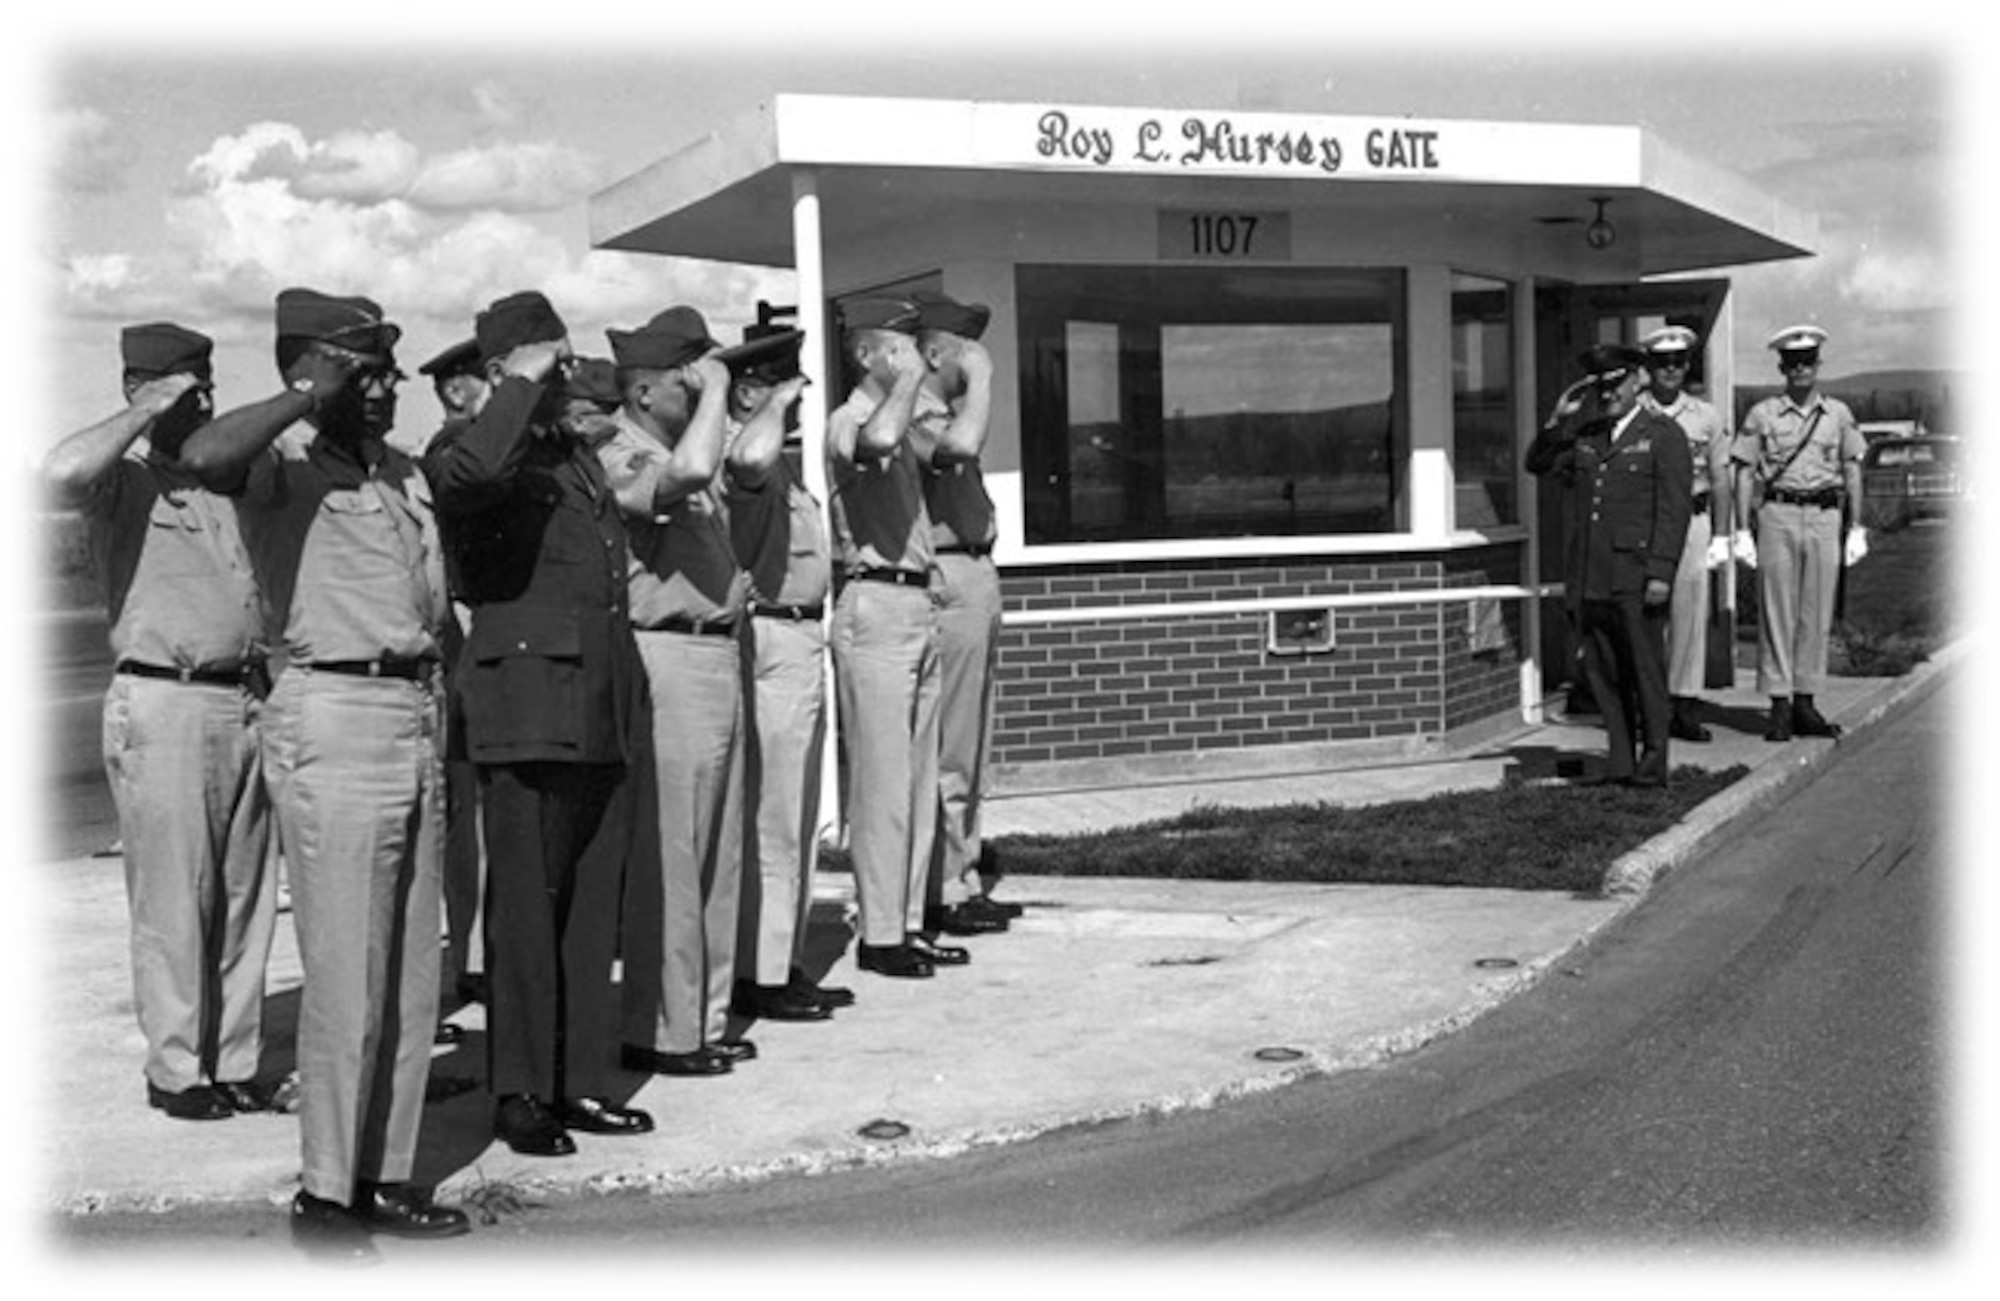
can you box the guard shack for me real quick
[590,94,1814,793]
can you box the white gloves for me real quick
[1844,527,1869,567]
[1705,535,1732,570]
[1732,530,1758,570]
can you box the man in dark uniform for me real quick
[422,291,655,1157]
[42,323,278,1123]
[1729,324,1869,741]
[1526,343,1693,787]
[182,289,467,1257]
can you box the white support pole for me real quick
[1514,273,1545,724]
[791,167,843,846]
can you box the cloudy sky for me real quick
[12,2,1976,464]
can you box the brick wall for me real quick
[992,546,1523,775]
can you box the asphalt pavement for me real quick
[33,643,1968,1225]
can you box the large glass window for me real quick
[1450,273,1518,528]
[1019,265,1405,543]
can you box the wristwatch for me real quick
[290,376,320,413]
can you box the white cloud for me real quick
[407,142,601,213]
[1841,246,1948,314]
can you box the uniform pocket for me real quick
[458,606,583,753]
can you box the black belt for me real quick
[935,543,994,558]
[117,659,266,688]
[751,602,825,621]
[1766,487,1842,510]
[852,568,929,589]
[655,614,740,637]
[309,657,439,681]
[1689,492,1710,514]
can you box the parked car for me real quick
[1859,435,1966,530]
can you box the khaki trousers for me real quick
[830,581,940,947]
[624,627,745,1053]
[1666,509,1713,697]
[928,553,1003,909]
[738,615,828,987]
[1756,499,1843,697]
[101,674,276,1094]
[262,669,443,1204]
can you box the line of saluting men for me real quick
[1527,321,1869,789]
[43,284,1015,1260]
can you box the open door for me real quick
[1531,278,1733,703]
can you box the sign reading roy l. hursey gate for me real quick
[963,103,1638,185]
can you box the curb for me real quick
[1599,633,1971,898]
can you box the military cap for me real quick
[121,322,213,379]
[717,327,804,384]
[1766,323,1828,354]
[1639,325,1699,356]
[840,296,921,336]
[607,306,719,372]
[565,356,622,409]
[1575,343,1647,384]
[418,337,481,380]
[476,290,568,364]
[911,290,990,341]
[276,287,400,359]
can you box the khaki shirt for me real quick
[237,426,448,665]
[1639,389,1730,498]
[912,388,998,550]
[726,442,832,610]
[596,410,750,627]
[826,386,935,577]
[82,441,264,671]
[1732,392,1867,493]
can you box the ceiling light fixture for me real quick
[1586,196,1616,250]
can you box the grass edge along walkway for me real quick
[939,766,1751,896]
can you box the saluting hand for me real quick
[1543,377,1593,428]
[502,339,568,385]
[682,353,731,397]
[132,372,204,416]
[1643,577,1671,607]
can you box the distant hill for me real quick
[1734,369,1961,433]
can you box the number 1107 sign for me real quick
[1159,209,1292,261]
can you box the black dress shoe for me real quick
[492,1094,576,1156]
[1669,716,1712,742]
[555,1096,655,1135]
[856,942,934,979]
[975,893,1025,919]
[354,1181,472,1238]
[711,1038,758,1063]
[925,902,1008,935]
[291,1191,378,1262]
[214,1079,280,1113]
[1764,700,1794,742]
[621,1043,732,1076]
[1792,700,1842,738]
[789,967,855,1008]
[740,982,834,1022]
[907,933,971,966]
[147,1081,232,1121]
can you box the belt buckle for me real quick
[367,660,384,677]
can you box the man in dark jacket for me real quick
[1526,343,1693,787]
[422,290,655,1157]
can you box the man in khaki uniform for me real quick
[909,291,1016,936]
[1729,325,1869,742]
[1637,325,1733,742]
[722,322,852,1021]
[826,297,955,978]
[184,289,467,1257]
[600,307,761,1076]
[42,323,278,1123]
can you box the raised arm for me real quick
[41,374,200,505]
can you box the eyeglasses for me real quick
[356,369,403,396]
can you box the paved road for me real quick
[56,679,1951,1263]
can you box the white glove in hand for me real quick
[1705,535,1731,570]
[1732,530,1758,570]
[1844,527,1869,567]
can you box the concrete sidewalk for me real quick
[37,649,1965,1220]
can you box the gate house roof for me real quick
[589,94,1816,274]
